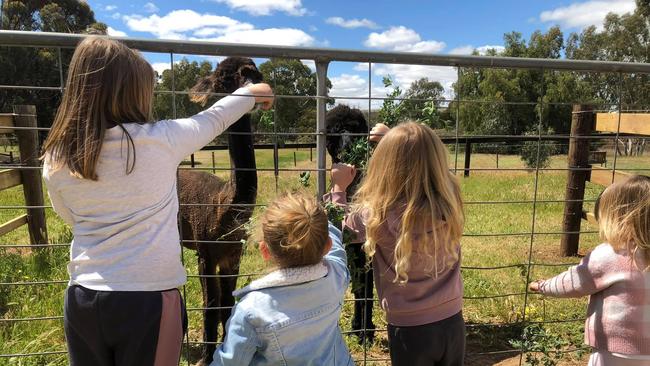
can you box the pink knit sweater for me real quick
[539,243,650,355]
[325,191,463,327]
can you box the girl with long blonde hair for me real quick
[42,36,273,365]
[328,121,465,366]
[530,175,650,365]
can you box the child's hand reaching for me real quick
[528,280,543,293]
[331,163,357,193]
[245,83,274,110]
[369,123,389,142]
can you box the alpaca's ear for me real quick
[189,76,213,106]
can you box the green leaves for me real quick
[378,76,404,127]
[337,138,372,170]
[509,324,567,366]
[324,201,346,227]
[298,171,311,187]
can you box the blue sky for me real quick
[89,0,635,105]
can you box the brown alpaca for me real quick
[179,57,262,365]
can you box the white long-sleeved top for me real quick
[43,88,255,291]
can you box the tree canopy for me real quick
[0,1,106,128]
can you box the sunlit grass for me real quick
[0,149,647,365]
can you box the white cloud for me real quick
[364,26,445,53]
[107,26,128,37]
[448,44,505,55]
[123,10,254,39]
[104,5,118,11]
[151,62,171,76]
[330,74,368,97]
[365,26,421,49]
[398,40,445,53]
[198,28,314,46]
[539,0,635,29]
[213,0,307,16]
[143,2,159,13]
[354,63,369,72]
[301,60,315,72]
[329,73,376,108]
[449,45,474,55]
[372,64,456,94]
[361,26,452,97]
[476,45,505,54]
[123,9,314,46]
[111,12,122,19]
[326,17,379,29]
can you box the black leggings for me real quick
[388,311,466,366]
[64,285,187,366]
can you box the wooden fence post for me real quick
[560,104,593,257]
[13,105,48,246]
[463,140,472,177]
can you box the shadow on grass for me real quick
[465,322,524,365]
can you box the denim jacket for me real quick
[210,223,354,366]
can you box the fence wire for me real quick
[0,31,648,365]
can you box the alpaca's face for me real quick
[325,106,369,162]
[216,57,263,92]
[190,57,263,105]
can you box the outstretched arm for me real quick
[323,163,366,244]
[163,83,273,161]
[529,245,612,298]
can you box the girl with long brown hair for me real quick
[42,36,273,366]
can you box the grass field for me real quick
[0,146,647,365]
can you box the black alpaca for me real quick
[179,57,262,365]
[325,104,375,344]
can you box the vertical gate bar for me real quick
[170,52,191,365]
[57,47,64,93]
[454,67,461,174]
[272,69,279,193]
[518,69,547,366]
[610,73,624,184]
[315,60,329,198]
[361,61,372,366]
[0,0,4,29]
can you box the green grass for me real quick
[0,148,648,365]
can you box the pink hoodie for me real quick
[326,191,463,327]
[539,243,650,355]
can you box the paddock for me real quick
[0,31,649,365]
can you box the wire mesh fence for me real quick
[0,31,649,365]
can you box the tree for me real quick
[0,1,106,129]
[257,58,331,141]
[566,1,650,155]
[153,59,214,120]
[401,78,444,127]
[451,27,589,149]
